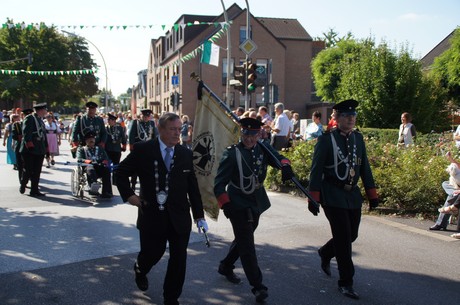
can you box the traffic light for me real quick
[246,62,257,92]
[231,63,246,95]
[262,85,269,104]
[170,92,175,106]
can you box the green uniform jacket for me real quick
[128,120,158,144]
[71,114,107,145]
[76,145,109,163]
[309,129,376,210]
[214,141,288,215]
[19,113,48,155]
[104,124,127,152]
[11,121,23,153]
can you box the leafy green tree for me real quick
[431,27,460,105]
[311,36,447,132]
[0,19,98,109]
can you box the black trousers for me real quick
[221,208,266,291]
[21,152,45,193]
[15,149,24,183]
[137,211,190,302]
[320,206,361,287]
[106,150,121,185]
[86,165,112,195]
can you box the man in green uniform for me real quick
[19,103,49,196]
[128,109,159,190]
[308,99,379,300]
[105,113,127,186]
[71,101,107,151]
[214,118,295,304]
[12,108,33,184]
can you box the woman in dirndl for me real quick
[2,114,20,169]
[44,112,61,168]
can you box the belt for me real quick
[324,176,356,192]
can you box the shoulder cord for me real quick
[137,120,149,141]
[84,146,99,161]
[229,147,257,195]
[32,115,44,138]
[326,133,349,181]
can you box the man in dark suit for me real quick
[19,103,48,196]
[115,112,208,305]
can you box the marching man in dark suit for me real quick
[104,113,126,185]
[19,103,48,196]
[309,99,379,300]
[71,101,107,151]
[12,108,33,183]
[214,117,295,304]
[128,108,159,190]
[115,112,208,305]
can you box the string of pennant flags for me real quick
[0,69,95,75]
[2,20,231,32]
[0,22,228,77]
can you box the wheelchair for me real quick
[70,162,102,200]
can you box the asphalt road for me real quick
[0,140,459,305]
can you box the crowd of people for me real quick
[4,99,460,304]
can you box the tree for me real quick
[431,27,460,105]
[0,19,98,109]
[311,36,447,132]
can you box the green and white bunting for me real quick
[0,69,95,75]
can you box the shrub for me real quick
[265,128,455,216]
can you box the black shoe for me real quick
[133,263,148,291]
[429,224,447,231]
[163,300,179,305]
[51,160,55,165]
[338,286,359,300]
[253,288,268,303]
[318,249,331,276]
[218,263,241,284]
[30,191,45,197]
[19,185,26,194]
[99,193,113,199]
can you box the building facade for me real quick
[146,3,324,121]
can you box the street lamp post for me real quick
[62,30,109,112]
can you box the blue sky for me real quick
[2,0,459,97]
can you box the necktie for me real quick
[164,147,172,171]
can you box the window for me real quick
[239,26,252,44]
[222,58,235,85]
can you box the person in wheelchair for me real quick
[77,131,112,198]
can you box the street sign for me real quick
[239,39,257,56]
[171,75,179,86]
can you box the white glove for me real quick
[197,219,209,233]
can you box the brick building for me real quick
[144,3,324,121]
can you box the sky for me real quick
[2,0,459,97]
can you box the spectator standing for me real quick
[270,103,291,150]
[398,112,416,147]
[44,112,61,168]
[305,111,323,141]
[180,115,190,147]
[3,114,20,169]
[326,109,338,132]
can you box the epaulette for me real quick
[227,144,237,150]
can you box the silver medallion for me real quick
[156,191,167,210]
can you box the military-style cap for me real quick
[22,108,33,115]
[84,131,96,139]
[240,117,263,135]
[33,103,47,111]
[141,109,152,116]
[107,113,117,120]
[85,101,98,108]
[333,99,358,114]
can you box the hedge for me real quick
[265,128,455,217]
